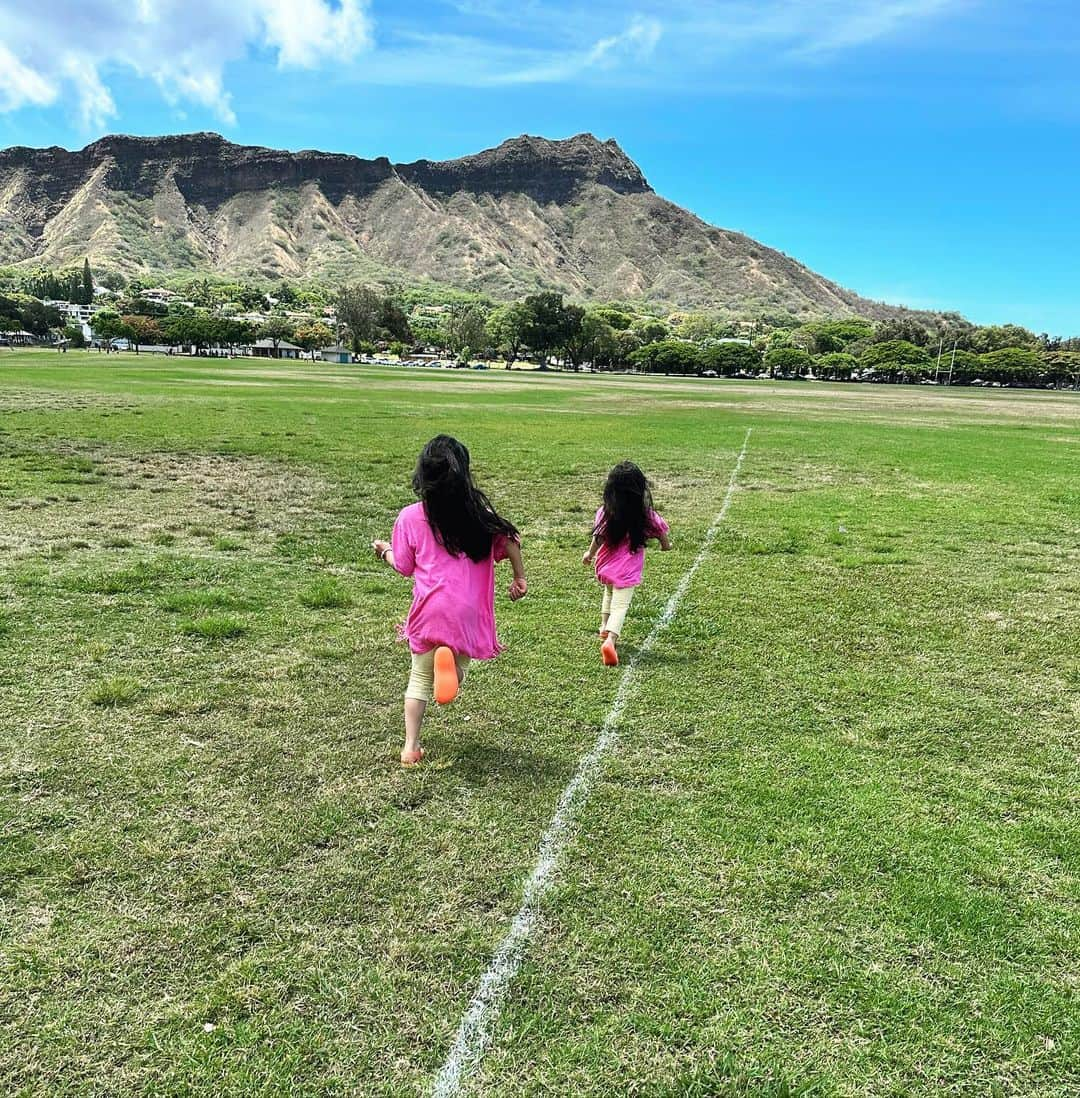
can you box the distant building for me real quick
[320,345,352,364]
[251,338,302,360]
[43,299,101,341]
[142,288,177,304]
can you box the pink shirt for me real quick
[593,506,669,588]
[391,501,510,659]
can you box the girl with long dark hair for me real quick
[582,461,671,666]
[372,435,527,765]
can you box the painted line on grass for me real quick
[430,427,753,1098]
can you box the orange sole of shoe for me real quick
[601,639,618,666]
[400,748,426,766]
[433,645,460,704]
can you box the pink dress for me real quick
[391,501,510,659]
[593,507,669,588]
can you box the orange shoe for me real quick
[601,637,618,666]
[433,646,460,704]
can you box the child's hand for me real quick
[582,551,594,566]
[372,539,390,560]
[508,576,528,601]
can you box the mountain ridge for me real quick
[0,131,940,321]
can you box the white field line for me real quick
[430,428,753,1098]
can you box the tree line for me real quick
[3,261,1078,389]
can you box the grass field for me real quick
[1,350,1077,1097]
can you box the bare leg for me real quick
[404,698,427,757]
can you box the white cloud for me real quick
[0,43,58,112]
[0,0,967,124]
[0,0,373,128]
[359,1,967,89]
[587,16,663,68]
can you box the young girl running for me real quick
[372,435,527,766]
[582,461,671,666]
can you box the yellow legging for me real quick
[405,648,471,702]
[601,584,635,637]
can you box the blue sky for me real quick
[1,0,1078,333]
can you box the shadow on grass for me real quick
[433,740,567,788]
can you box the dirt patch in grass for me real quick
[0,441,332,558]
[0,387,144,415]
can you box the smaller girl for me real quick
[582,461,671,666]
[373,435,527,766]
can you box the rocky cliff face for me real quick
[398,134,651,202]
[0,131,909,319]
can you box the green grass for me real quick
[298,578,354,609]
[0,350,1077,1096]
[87,675,141,707]
[180,615,249,640]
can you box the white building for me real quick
[43,299,103,341]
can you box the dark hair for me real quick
[595,461,653,552]
[412,435,517,562]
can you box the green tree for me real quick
[521,292,579,365]
[872,316,932,347]
[294,321,335,358]
[91,310,129,345]
[122,315,163,353]
[80,258,94,306]
[816,352,858,380]
[486,301,529,368]
[801,319,874,354]
[60,323,86,349]
[257,317,296,351]
[565,311,618,370]
[336,284,382,352]
[444,303,490,358]
[978,347,1041,385]
[970,324,1040,353]
[631,317,669,346]
[630,339,702,375]
[589,305,635,332]
[701,342,762,376]
[860,340,931,369]
[379,295,412,342]
[673,311,727,343]
[764,347,813,377]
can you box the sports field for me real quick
[1,351,1077,1096]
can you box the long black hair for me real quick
[412,435,517,562]
[595,461,653,552]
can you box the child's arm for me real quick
[372,539,395,568]
[505,539,527,601]
[582,533,601,566]
[650,511,672,551]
